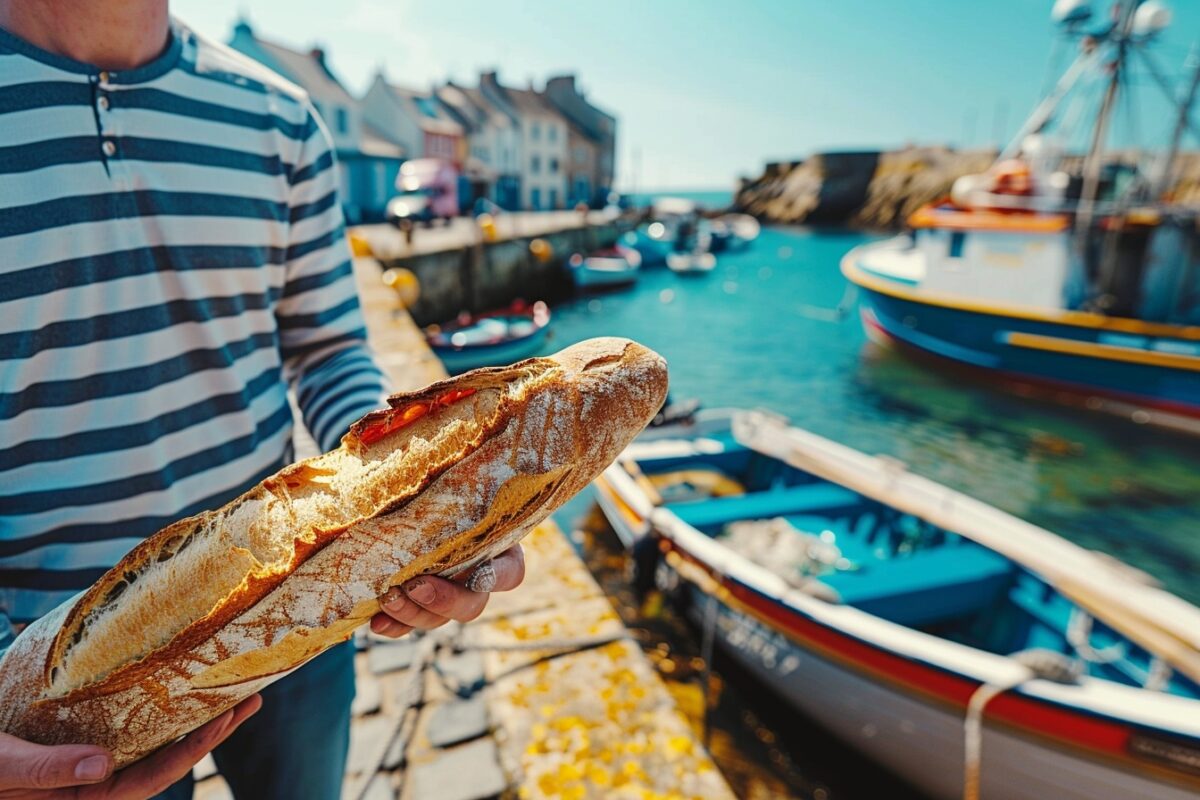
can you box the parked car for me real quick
[386,158,459,228]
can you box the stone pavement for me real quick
[195,257,734,799]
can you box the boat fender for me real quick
[962,648,1082,800]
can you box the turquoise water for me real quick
[548,225,1200,605]
[624,188,734,210]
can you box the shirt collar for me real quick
[0,18,182,84]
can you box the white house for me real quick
[436,82,522,209]
[227,20,403,222]
[479,72,568,211]
[361,75,464,167]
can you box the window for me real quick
[574,146,588,165]
[548,124,558,142]
[335,107,348,134]
[530,187,541,209]
[949,231,966,259]
[531,155,541,174]
[549,158,559,174]
[531,123,540,140]
[549,188,558,209]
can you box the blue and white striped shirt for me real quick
[0,21,389,635]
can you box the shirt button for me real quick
[98,95,110,111]
[102,140,116,157]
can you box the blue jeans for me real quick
[156,641,356,800]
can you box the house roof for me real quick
[247,33,356,108]
[461,86,515,128]
[544,75,615,144]
[360,119,405,159]
[382,83,463,137]
[503,86,556,117]
[435,84,485,133]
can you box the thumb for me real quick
[0,732,113,790]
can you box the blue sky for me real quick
[172,0,1200,190]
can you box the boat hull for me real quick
[679,580,1200,800]
[573,256,640,290]
[843,251,1200,433]
[430,325,549,373]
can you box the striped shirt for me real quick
[0,21,389,639]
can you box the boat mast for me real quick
[1154,44,1200,201]
[1077,0,1141,227]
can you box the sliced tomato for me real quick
[358,388,477,446]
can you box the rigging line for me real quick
[1135,46,1200,143]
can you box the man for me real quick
[0,2,524,798]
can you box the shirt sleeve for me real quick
[0,613,15,661]
[277,104,390,452]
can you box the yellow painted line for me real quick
[1004,331,1200,372]
[841,256,1200,342]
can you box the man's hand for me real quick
[0,695,261,800]
[371,545,526,638]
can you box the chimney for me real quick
[310,47,327,68]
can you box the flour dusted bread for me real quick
[0,337,667,766]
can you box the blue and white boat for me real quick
[569,245,642,291]
[843,1,1200,434]
[595,409,1200,800]
[425,300,551,374]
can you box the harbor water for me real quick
[546,218,1200,798]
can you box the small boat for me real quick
[708,213,761,253]
[569,244,641,290]
[597,410,1200,799]
[622,224,673,267]
[666,250,716,274]
[425,300,550,374]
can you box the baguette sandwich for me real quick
[0,337,667,766]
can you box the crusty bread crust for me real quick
[0,337,667,766]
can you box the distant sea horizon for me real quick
[623,188,734,209]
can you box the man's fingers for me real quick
[0,732,112,789]
[375,545,526,630]
[369,613,413,639]
[478,545,525,593]
[379,585,457,628]
[98,694,261,800]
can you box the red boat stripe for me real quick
[663,541,1200,790]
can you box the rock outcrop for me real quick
[735,146,1200,229]
[735,146,995,229]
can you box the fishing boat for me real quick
[666,249,717,275]
[708,213,762,253]
[842,0,1200,434]
[568,244,642,290]
[623,224,673,267]
[425,300,551,373]
[608,409,1200,799]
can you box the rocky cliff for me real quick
[735,147,995,229]
[735,147,1200,229]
